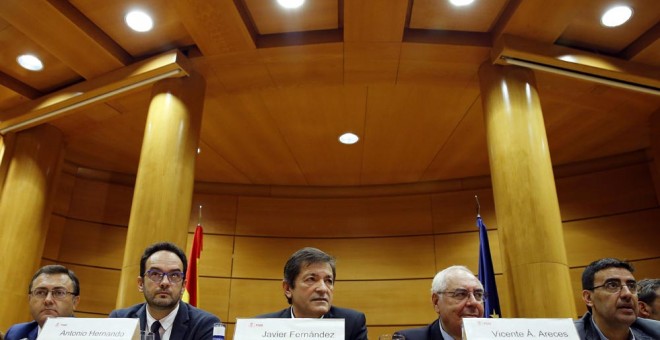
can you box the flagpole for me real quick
[475,195,481,218]
[184,205,204,306]
[475,195,502,318]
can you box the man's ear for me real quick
[283,280,292,300]
[638,301,650,318]
[72,295,80,310]
[432,293,441,314]
[582,290,593,308]
[137,276,144,292]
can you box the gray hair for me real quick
[637,278,659,305]
[431,265,477,293]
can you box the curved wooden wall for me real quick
[30,151,660,338]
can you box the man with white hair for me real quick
[395,265,485,340]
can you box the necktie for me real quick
[151,320,162,340]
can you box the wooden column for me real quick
[116,72,205,308]
[478,62,576,318]
[0,125,64,329]
[0,133,13,194]
[649,110,660,200]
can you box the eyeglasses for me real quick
[589,280,637,294]
[145,270,185,283]
[438,289,487,302]
[30,288,76,300]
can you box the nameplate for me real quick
[462,318,580,340]
[39,317,140,339]
[234,318,344,340]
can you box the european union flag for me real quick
[478,215,502,318]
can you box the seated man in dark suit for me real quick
[395,265,485,340]
[110,242,220,340]
[5,265,81,340]
[256,247,368,340]
[637,278,660,321]
[574,258,660,340]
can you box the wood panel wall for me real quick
[16,153,660,339]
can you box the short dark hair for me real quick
[29,265,80,296]
[581,258,635,290]
[637,278,660,305]
[283,247,336,304]
[140,242,188,277]
[581,258,634,312]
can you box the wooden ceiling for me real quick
[0,0,659,186]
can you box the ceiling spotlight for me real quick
[339,132,359,145]
[125,10,154,32]
[558,55,578,63]
[17,54,44,71]
[449,0,475,6]
[277,0,305,9]
[601,6,633,27]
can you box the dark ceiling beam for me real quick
[492,35,660,94]
[0,71,43,100]
[0,50,192,135]
[403,29,491,47]
[0,0,131,79]
[620,22,660,63]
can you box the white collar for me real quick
[146,303,180,335]
[290,306,325,319]
[438,319,458,340]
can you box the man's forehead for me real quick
[595,267,634,282]
[33,273,72,287]
[446,272,482,289]
[147,250,184,269]
[300,262,333,275]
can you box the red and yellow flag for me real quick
[182,225,203,306]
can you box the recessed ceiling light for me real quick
[449,0,475,7]
[17,54,44,71]
[125,10,153,32]
[338,132,359,145]
[277,0,305,9]
[601,6,633,27]
[558,55,577,63]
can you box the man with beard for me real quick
[256,247,368,340]
[574,258,659,340]
[110,242,219,340]
[5,265,80,340]
[395,266,485,340]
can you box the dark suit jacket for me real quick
[109,301,220,340]
[257,306,368,340]
[395,319,445,340]
[574,311,660,340]
[5,321,39,340]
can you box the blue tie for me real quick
[151,320,161,340]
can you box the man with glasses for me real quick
[109,242,220,340]
[575,258,659,340]
[395,265,485,340]
[5,265,80,340]
[637,278,660,321]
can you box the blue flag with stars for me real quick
[478,215,501,318]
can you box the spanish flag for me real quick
[183,225,203,306]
